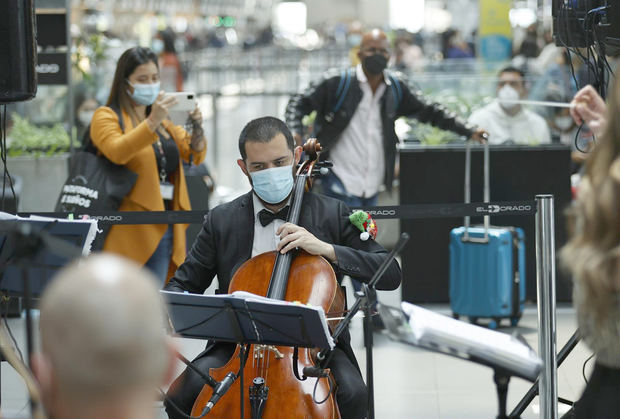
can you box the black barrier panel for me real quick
[36,13,67,48]
[37,52,67,85]
[399,144,572,304]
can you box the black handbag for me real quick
[55,105,137,247]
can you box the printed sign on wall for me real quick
[479,0,512,61]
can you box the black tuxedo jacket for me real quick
[165,191,402,367]
[166,191,401,295]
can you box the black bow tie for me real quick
[258,207,289,227]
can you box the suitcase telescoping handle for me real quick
[463,140,490,243]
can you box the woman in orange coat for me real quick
[90,47,206,284]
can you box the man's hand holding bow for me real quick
[471,128,489,144]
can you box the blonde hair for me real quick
[39,254,169,400]
[561,80,620,323]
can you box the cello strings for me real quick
[265,348,270,382]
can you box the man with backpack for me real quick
[285,29,487,207]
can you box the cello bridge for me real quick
[254,345,284,359]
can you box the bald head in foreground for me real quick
[34,254,175,419]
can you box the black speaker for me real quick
[0,0,37,103]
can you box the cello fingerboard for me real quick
[266,173,307,301]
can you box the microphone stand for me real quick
[176,352,220,390]
[317,232,409,419]
[171,344,250,418]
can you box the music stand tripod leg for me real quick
[226,301,248,419]
[494,368,511,419]
[21,265,35,414]
[239,344,245,419]
[509,330,580,418]
[361,284,376,419]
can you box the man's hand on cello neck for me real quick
[276,223,337,262]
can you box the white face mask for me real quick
[497,85,520,112]
[555,115,574,131]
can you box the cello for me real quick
[191,139,345,419]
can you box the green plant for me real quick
[73,33,108,84]
[7,114,76,157]
[403,90,494,144]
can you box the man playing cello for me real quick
[164,116,402,419]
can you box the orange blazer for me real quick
[90,106,207,278]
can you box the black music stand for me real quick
[378,302,543,419]
[0,218,94,294]
[162,290,334,349]
[0,216,93,414]
[162,290,336,419]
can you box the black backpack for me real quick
[324,68,403,122]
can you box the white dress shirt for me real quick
[468,101,551,145]
[329,64,386,198]
[251,193,289,257]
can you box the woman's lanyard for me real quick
[154,137,174,200]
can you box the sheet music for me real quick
[162,290,335,349]
[399,302,542,380]
[0,212,98,255]
[231,291,335,349]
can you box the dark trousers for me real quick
[320,170,379,208]
[572,362,620,419]
[165,343,368,419]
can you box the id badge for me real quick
[160,182,174,200]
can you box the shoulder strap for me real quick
[388,74,402,111]
[109,104,125,133]
[82,104,125,153]
[332,68,353,114]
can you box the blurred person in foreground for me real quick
[91,46,206,284]
[32,254,175,419]
[570,84,608,138]
[285,28,486,209]
[561,80,620,419]
[468,66,551,145]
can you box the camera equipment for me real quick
[552,0,619,49]
[553,0,618,99]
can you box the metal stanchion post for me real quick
[536,195,558,419]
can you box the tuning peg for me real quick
[316,160,333,168]
[312,167,330,177]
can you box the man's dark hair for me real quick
[238,116,295,160]
[498,66,526,86]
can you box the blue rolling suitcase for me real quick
[449,143,526,329]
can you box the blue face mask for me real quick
[152,39,164,54]
[250,165,294,204]
[127,81,160,106]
